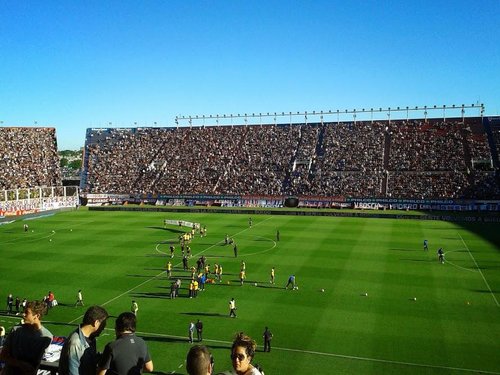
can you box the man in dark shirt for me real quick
[195,319,203,342]
[263,327,273,352]
[97,312,153,375]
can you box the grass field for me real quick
[1,208,499,375]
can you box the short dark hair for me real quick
[231,332,256,359]
[186,345,213,375]
[82,305,108,325]
[115,312,136,333]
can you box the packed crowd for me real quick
[83,125,299,196]
[2,119,497,200]
[0,127,62,190]
[81,118,498,199]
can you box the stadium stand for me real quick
[0,127,62,190]
[80,117,500,200]
[0,127,81,217]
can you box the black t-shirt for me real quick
[98,333,151,375]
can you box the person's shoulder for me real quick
[41,325,54,338]
[250,367,264,375]
[8,323,24,333]
[64,328,81,343]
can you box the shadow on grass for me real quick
[147,226,185,234]
[389,248,417,252]
[472,289,500,293]
[130,292,171,299]
[126,274,164,278]
[257,284,285,290]
[203,254,238,258]
[143,335,187,344]
[180,312,226,317]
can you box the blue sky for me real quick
[1,0,499,150]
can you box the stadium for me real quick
[1,104,500,374]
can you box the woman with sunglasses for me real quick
[226,332,263,375]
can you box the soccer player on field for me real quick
[270,267,275,284]
[214,264,219,281]
[166,261,172,278]
[423,239,428,251]
[204,264,210,276]
[221,264,225,280]
[239,270,246,286]
[229,298,237,318]
[285,275,296,290]
[437,248,445,264]
[131,301,138,315]
[170,245,175,258]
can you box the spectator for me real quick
[59,305,109,375]
[186,345,214,375]
[195,319,203,342]
[0,300,53,375]
[223,332,263,375]
[97,312,153,374]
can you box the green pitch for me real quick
[1,208,499,374]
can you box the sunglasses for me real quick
[231,353,247,361]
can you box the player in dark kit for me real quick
[263,327,273,352]
[437,248,445,264]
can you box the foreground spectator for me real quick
[186,345,214,375]
[97,312,153,375]
[219,332,263,375]
[0,300,53,375]
[58,305,109,375]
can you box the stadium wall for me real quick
[88,205,500,223]
[81,193,500,212]
[0,186,80,218]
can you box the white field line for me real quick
[443,249,478,273]
[458,232,499,307]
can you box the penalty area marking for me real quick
[458,232,499,307]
